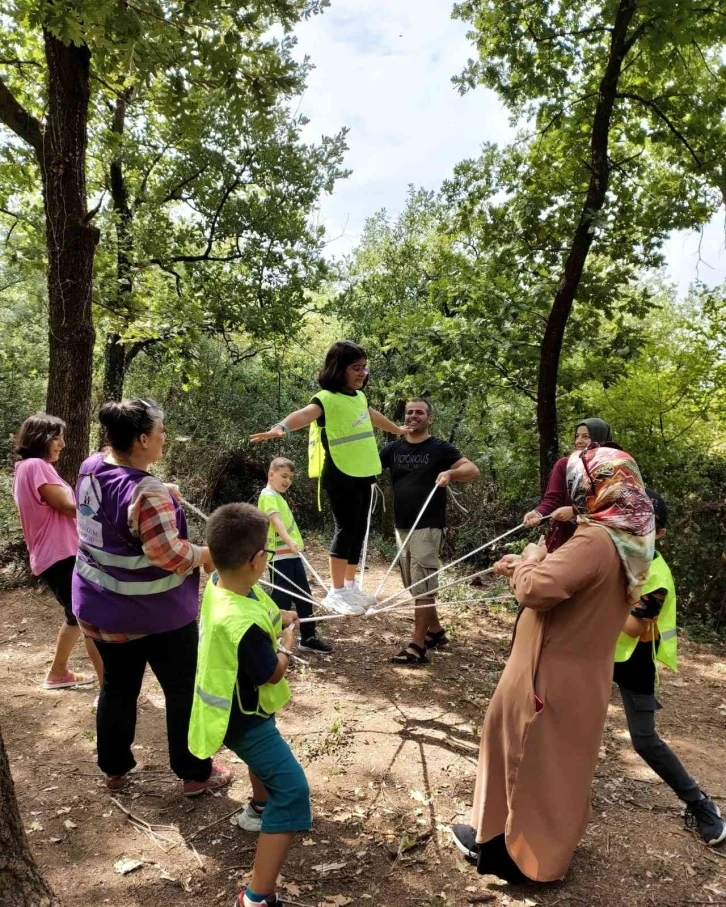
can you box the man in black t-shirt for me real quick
[380,398,479,665]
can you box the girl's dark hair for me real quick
[99,398,164,454]
[318,341,368,392]
[15,413,66,460]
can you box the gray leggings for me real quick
[618,684,701,804]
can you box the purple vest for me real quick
[72,454,199,634]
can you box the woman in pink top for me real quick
[12,414,103,690]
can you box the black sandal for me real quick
[425,629,449,649]
[391,643,429,665]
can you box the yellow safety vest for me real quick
[308,389,382,479]
[188,582,291,759]
[614,552,677,673]
[257,488,304,558]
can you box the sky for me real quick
[291,0,726,294]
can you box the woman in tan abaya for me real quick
[452,444,655,883]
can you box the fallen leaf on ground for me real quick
[114,858,144,875]
[312,861,347,874]
[63,819,77,830]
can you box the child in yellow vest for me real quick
[615,489,725,846]
[188,503,311,907]
[250,340,408,615]
[258,457,332,655]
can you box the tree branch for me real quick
[616,91,704,168]
[158,165,209,205]
[0,75,43,152]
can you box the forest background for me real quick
[0,0,724,635]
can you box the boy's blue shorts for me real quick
[227,717,312,833]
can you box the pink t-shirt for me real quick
[12,458,78,575]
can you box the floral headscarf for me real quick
[566,444,655,605]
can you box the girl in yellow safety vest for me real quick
[614,489,725,847]
[251,341,408,615]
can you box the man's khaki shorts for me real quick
[395,527,443,601]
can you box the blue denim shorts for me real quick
[227,717,312,833]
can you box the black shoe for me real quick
[298,635,333,655]
[685,792,726,846]
[451,823,478,864]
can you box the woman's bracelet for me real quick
[273,422,291,439]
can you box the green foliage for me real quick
[0,0,348,400]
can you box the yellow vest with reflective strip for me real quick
[308,389,382,479]
[188,582,291,759]
[257,488,304,556]
[614,552,678,672]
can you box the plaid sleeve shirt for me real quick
[129,476,202,574]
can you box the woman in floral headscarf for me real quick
[451,444,654,883]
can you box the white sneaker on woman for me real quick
[320,587,365,615]
[345,581,377,609]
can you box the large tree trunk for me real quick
[41,31,99,483]
[536,0,637,492]
[0,722,61,906]
[101,91,135,405]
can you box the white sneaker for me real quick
[320,587,365,615]
[235,803,262,833]
[345,581,377,609]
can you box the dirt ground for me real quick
[2,549,725,907]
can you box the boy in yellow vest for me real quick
[258,457,332,655]
[615,490,725,846]
[188,503,311,907]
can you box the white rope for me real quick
[358,484,381,593]
[375,521,535,609]
[368,566,496,616]
[381,593,515,617]
[447,485,469,515]
[373,483,439,597]
[267,564,319,606]
[297,588,512,625]
[298,552,330,596]
[259,578,319,609]
[181,498,209,522]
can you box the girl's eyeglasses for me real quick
[349,364,369,374]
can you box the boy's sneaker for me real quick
[237,893,283,907]
[298,635,333,654]
[320,587,365,616]
[345,581,377,609]
[685,792,726,845]
[235,802,263,833]
[182,761,233,797]
[451,823,478,864]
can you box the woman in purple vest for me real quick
[72,399,233,796]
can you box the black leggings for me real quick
[323,470,374,565]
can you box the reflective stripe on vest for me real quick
[329,430,375,446]
[79,543,155,571]
[75,556,188,596]
[195,685,231,711]
[614,552,678,672]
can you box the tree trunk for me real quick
[536,0,637,493]
[101,90,135,405]
[102,333,127,403]
[0,721,61,906]
[41,31,99,483]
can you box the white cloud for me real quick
[292,0,511,255]
[293,0,726,294]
